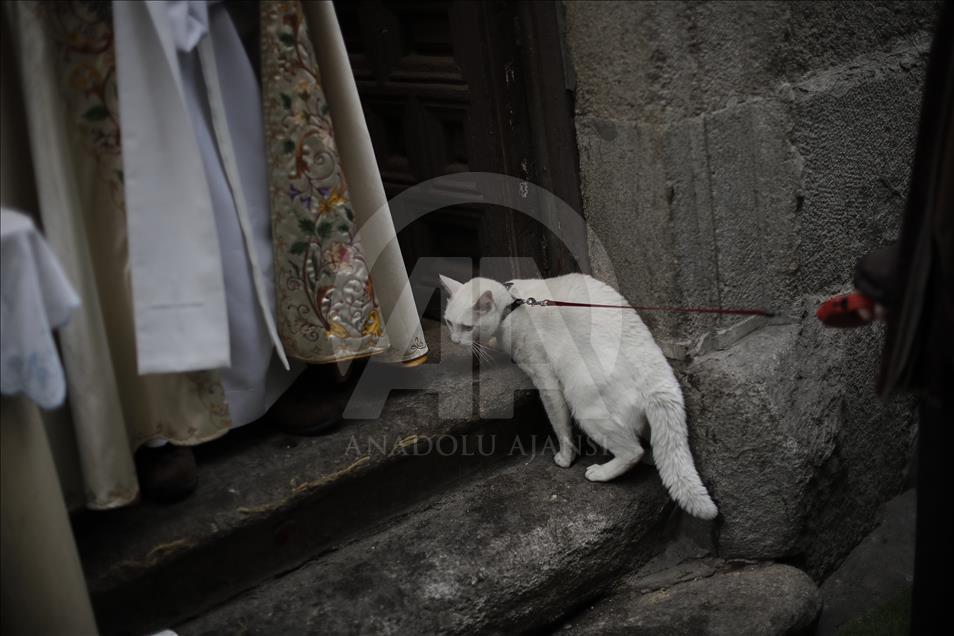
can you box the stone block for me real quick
[563,0,939,123]
[576,116,682,339]
[791,51,929,296]
[679,316,915,577]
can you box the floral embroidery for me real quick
[405,335,428,358]
[261,0,389,362]
[40,1,124,207]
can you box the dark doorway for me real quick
[335,0,585,317]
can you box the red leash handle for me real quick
[816,292,877,328]
[523,297,776,318]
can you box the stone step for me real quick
[563,559,821,635]
[71,323,551,635]
[178,449,670,635]
[817,489,916,635]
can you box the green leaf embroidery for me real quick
[279,32,295,46]
[290,241,309,254]
[83,105,110,121]
[283,139,295,154]
[316,221,332,239]
[298,218,316,233]
[337,224,351,235]
[343,206,354,221]
[280,93,292,110]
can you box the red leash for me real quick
[514,296,776,318]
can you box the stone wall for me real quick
[563,0,938,579]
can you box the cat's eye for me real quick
[444,320,472,332]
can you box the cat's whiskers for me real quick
[473,340,495,364]
[471,341,492,364]
[474,346,487,362]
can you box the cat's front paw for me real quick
[554,448,576,468]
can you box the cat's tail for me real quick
[646,393,718,520]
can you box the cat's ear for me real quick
[475,289,495,314]
[439,275,463,297]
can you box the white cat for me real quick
[440,273,718,520]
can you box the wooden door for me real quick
[334,0,584,317]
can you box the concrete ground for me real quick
[818,489,916,635]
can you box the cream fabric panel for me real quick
[1,396,99,635]
[3,1,138,508]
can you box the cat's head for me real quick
[440,275,508,345]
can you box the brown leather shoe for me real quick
[135,444,198,503]
[268,359,367,436]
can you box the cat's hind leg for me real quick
[583,426,644,482]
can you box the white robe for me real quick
[157,0,302,426]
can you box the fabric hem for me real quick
[83,491,140,511]
[131,424,232,452]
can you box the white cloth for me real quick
[113,0,231,374]
[1,210,80,409]
[168,0,299,425]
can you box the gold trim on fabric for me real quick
[400,354,429,368]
